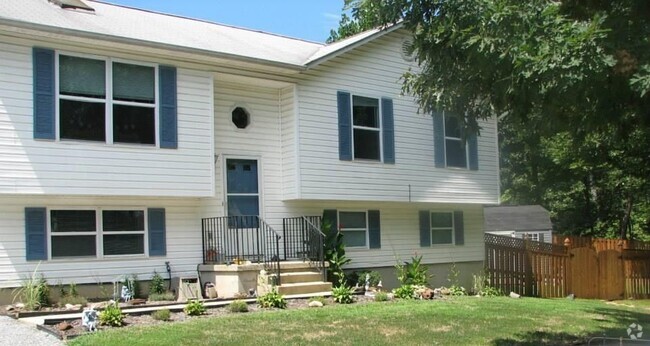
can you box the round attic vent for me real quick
[400,37,415,62]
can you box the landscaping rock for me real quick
[509,292,520,299]
[308,301,323,308]
[65,304,82,311]
[56,321,72,331]
[566,294,575,300]
[421,288,435,300]
[440,288,451,296]
[15,303,25,309]
[5,305,14,312]
[90,301,110,310]
[128,299,147,306]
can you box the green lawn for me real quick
[70,297,650,346]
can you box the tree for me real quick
[326,3,379,43]
[347,0,650,239]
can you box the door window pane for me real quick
[227,196,260,217]
[113,63,155,103]
[103,234,145,255]
[59,100,106,141]
[59,55,106,98]
[103,210,144,232]
[51,210,96,233]
[52,235,96,258]
[226,160,258,193]
[113,105,155,144]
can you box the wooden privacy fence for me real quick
[485,234,650,299]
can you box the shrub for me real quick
[308,296,327,306]
[228,300,249,313]
[184,300,206,316]
[12,269,50,310]
[449,285,467,296]
[331,284,355,304]
[257,288,287,309]
[479,286,503,297]
[395,255,431,286]
[150,271,166,295]
[148,292,175,302]
[151,309,171,321]
[99,302,124,327]
[374,292,389,302]
[68,282,79,297]
[323,221,351,285]
[393,284,416,299]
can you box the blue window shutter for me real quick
[322,209,338,235]
[468,133,479,170]
[337,91,352,161]
[381,97,395,164]
[433,113,445,168]
[419,210,431,247]
[148,208,167,256]
[25,207,47,261]
[32,48,55,140]
[368,210,381,249]
[159,66,177,149]
[454,211,464,245]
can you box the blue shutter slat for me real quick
[25,207,47,261]
[148,208,167,256]
[33,48,55,140]
[337,91,352,161]
[322,209,338,235]
[468,133,479,170]
[381,98,395,164]
[368,210,381,249]
[433,113,445,168]
[419,210,431,247]
[454,211,464,245]
[159,66,177,149]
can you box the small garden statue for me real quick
[82,308,98,332]
[121,285,132,302]
[364,273,370,291]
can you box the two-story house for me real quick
[0,0,499,303]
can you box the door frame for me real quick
[221,155,264,219]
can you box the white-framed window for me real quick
[443,115,468,168]
[430,211,455,245]
[338,211,369,248]
[49,208,146,259]
[523,233,540,242]
[57,53,158,145]
[352,95,382,161]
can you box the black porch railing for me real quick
[202,216,281,284]
[282,216,326,281]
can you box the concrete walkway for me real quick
[0,316,63,346]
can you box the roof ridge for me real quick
[88,0,325,46]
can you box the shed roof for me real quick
[0,0,400,68]
[484,205,552,232]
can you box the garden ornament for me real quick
[82,308,98,332]
[121,285,132,302]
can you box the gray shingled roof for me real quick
[0,0,398,68]
[484,205,552,232]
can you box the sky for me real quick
[105,0,346,43]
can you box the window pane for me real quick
[341,230,366,247]
[60,99,106,141]
[103,210,144,232]
[113,105,155,144]
[103,234,145,255]
[431,229,453,244]
[431,212,452,228]
[51,210,96,233]
[353,129,380,160]
[59,55,105,98]
[352,96,379,128]
[113,63,155,103]
[52,235,96,257]
[226,159,259,194]
[444,116,462,138]
[445,139,467,168]
[339,212,366,229]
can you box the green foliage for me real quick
[228,300,249,313]
[184,300,206,316]
[323,221,352,285]
[449,285,467,296]
[374,291,389,302]
[150,271,166,295]
[124,275,140,299]
[151,309,171,321]
[308,296,327,306]
[257,288,287,309]
[447,263,466,296]
[331,285,355,304]
[393,285,416,299]
[68,282,79,297]
[395,255,431,286]
[479,286,503,297]
[13,268,49,310]
[99,302,124,327]
[472,271,502,297]
[148,292,175,302]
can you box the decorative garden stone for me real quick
[308,301,323,308]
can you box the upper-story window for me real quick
[444,115,468,168]
[352,96,381,161]
[58,54,156,145]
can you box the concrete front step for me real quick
[277,261,326,273]
[279,271,324,284]
[277,281,332,295]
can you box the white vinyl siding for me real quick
[295,30,499,204]
[0,42,214,197]
[280,86,298,200]
[0,195,202,288]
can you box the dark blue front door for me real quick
[226,159,259,223]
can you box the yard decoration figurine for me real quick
[82,308,98,332]
[121,285,132,302]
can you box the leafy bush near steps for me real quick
[257,288,287,309]
[331,285,355,304]
[184,300,206,316]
